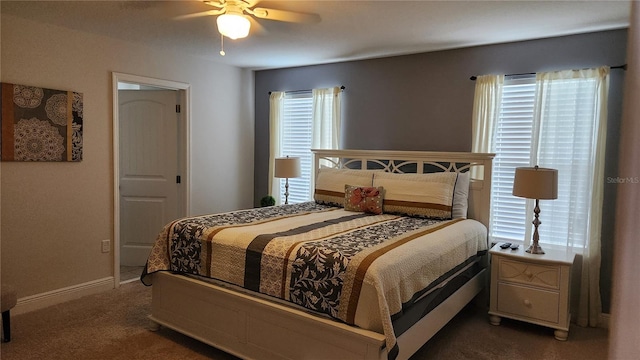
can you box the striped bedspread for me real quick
[142,202,488,357]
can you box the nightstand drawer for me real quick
[497,282,559,324]
[498,258,560,289]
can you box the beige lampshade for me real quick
[274,157,301,178]
[512,166,558,200]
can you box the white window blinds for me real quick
[280,92,313,204]
[490,76,536,243]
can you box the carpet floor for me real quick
[1,281,610,360]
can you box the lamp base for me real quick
[525,243,545,254]
[526,199,545,255]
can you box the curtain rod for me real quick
[269,85,345,95]
[469,64,627,81]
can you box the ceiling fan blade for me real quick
[251,7,320,23]
[248,16,267,35]
[202,0,225,9]
[244,0,261,8]
[174,9,225,20]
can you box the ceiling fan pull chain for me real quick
[220,34,226,56]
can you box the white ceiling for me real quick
[1,0,631,70]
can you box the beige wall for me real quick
[0,14,254,298]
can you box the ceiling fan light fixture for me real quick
[216,13,250,39]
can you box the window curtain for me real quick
[268,91,285,205]
[471,74,504,180]
[312,87,342,150]
[309,87,342,195]
[531,67,610,327]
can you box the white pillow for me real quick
[314,168,376,207]
[452,172,470,219]
[372,172,457,219]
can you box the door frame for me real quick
[112,72,191,287]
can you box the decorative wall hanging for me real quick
[1,83,83,162]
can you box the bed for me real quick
[142,149,494,360]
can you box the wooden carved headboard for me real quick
[312,149,495,229]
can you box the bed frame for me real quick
[148,150,494,360]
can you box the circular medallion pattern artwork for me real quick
[2,82,83,162]
[14,117,65,161]
[45,93,69,126]
[13,85,44,108]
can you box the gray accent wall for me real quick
[254,29,628,313]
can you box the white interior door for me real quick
[119,90,180,266]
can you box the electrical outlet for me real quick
[101,239,110,253]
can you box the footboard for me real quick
[150,272,387,360]
[150,268,487,360]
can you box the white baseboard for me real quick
[13,277,115,315]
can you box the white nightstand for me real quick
[488,243,576,340]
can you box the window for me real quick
[280,91,313,203]
[270,87,342,205]
[489,72,607,250]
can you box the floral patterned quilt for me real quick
[142,202,487,358]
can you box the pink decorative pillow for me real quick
[344,185,384,215]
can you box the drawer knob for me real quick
[524,299,532,307]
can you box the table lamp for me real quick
[274,156,301,204]
[512,166,558,254]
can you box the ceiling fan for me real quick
[180,0,321,40]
